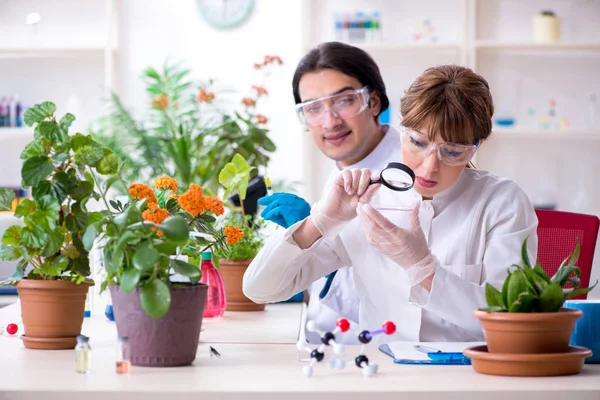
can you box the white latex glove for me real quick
[356,201,440,286]
[311,168,380,240]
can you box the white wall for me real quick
[116,0,307,195]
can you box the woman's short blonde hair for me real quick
[400,65,494,146]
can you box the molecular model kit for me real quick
[296,318,396,377]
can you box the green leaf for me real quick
[141,278,171,318]
[39,261,62,277]
[96,149,119,175]
[507,269,529,308]
[133,245,159,271]
[32,180,52,199]
[21,156,54,188]
[521,237,532,269]
[155,240,179,255]
[552,265,579,287]
[65,203,89,233]
[23,101,56,126]
[2,226,22,246]
[41,226,66,257]
[82,220,103,251]
[37,120,66,143]
[59,113,76,135]
[158,216,189,244]
[525,267,549,295]
[0,244,23,262]
[568,240,581,267]
[14,198,36,218]
[533,262,550,282]
[71,255,91,276]
[479,306,508,312]
[20,139,48,160]
[485,283,504,307]
[21,226,47,249]
[564,280,599,300]
[52,152,69,166]
[120,268,141,293]
[538,282,565,312]
[34,195,61,231]
[0,188,16,211]
[509,291,536,312]
[70,180,94,202]
[171,259,200,280]
[71,134,104,166]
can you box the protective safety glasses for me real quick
[400,126,480,166]
[295,87,370,127]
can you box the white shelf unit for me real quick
[0,0,119,189]
[301,0,600,218]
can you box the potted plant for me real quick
[85,175,237,366]
[473,237,598,354]
[214,154,266,311]
[0,101,119,349]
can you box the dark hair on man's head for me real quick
[292,42,389,117]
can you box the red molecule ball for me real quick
[336,318,350,333]
[6,323,18,335]
[382,321,396,335]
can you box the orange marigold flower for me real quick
[178,183,205,216]
[197,89,215,103]
[252,85,268,96]
[203,196,224,216]
[154,175,178,192]
[242,97,256,107]
[151,94,169,110]
[223,226,244,245]
[256,114,268,125]
[128,183,158,205]
[142,206,170,225]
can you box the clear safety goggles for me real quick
[295,86,370,127]
[400,126,480,166]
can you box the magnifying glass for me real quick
[369,162,415,192]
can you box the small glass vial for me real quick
[116,336,131,374]
[75,335,91,374]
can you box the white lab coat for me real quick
[244,167,539,344]
[304,124,402,343]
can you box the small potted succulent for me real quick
[0,101,119,349]
[473,237,598,354]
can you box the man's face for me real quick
[297,69,381,167]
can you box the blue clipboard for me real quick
[379,344,472,365]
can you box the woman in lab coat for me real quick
[243,65,538,343]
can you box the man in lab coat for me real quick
[258,42,401,343]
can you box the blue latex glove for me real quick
[257,192,311,229]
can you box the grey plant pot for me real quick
[109,283,207,367]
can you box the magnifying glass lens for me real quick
[381,168,413,190]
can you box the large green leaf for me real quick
[49,172,70,203]
[508,291,536,312]
[65,203,89,233]
[20,139,48,160]
[22,156,54,188]
[141,278,171,318]
[158,216,189,244]
[2,226,22,246]
[37,120,67,143]
[59,113,76,137]
[71,134,104,166]
[171,259,200,280]
[41,226,66,257]
[485,283,504,308]
[70,180,94,202]
[71,255,91,276]
[120,268,141,293]
[21,226,47,249]
[32,180,52,199]
[133,244,159,271]
[32,195,60,231]
[23,102,56,126]
[0,244,23,262]
[14,198,36,218]
[521,237,532,269]
[0,188,15,211]
[538,282,565,312]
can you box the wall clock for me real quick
[197,0,254,29]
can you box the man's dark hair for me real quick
[292,41,389,117]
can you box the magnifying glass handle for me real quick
[369,179,382,185]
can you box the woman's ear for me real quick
[370,91,382,118]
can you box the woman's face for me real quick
[400,123,470,198]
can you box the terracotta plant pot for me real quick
[110,283,207,367]
[473,308,584,354]
[218,259,266,311]
[16,279,93,350]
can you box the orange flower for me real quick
[252,85,268,96]
[263,55,283,65]
[242,97,256,107]
[256,114,268,125]
[253,63,262,69]
[203,196,224,216]
[154,175,178,192]
[178,184,205,217]
[151,94,169,110]
[142,206,170,236]
[128,183,158,205]
[223,226,244,245]
[197,89,215,103]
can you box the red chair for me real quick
[535,209,600,299]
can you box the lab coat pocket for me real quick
[445,263,483,284]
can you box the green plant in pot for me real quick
[473,237,598,355]
[213,153,266,311]
[86,175,231,366]
[0,101,119,350]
